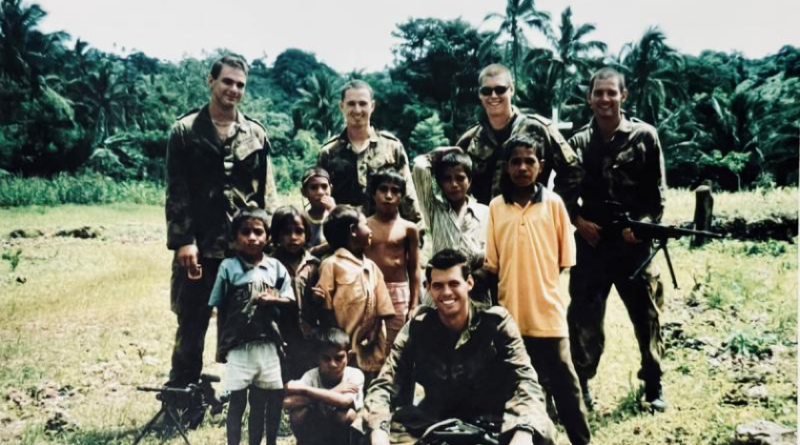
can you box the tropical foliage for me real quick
[0,0,797,192]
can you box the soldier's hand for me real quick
[177,244,199,270]
[622,227,642,244]
[575,216,602,247]
[371,429,391,445]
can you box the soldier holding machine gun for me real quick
[567,67,668,412]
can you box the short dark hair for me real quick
[270,205,311,247]
[368,168,406,199]
[210,54,249,79]
[588,67,626,96]
[323,205,361,250]
[231,208,270,238]
[433,149,473,183]
[340,79,373,101]
[314,327,350,353]
[301,166,331,188]
[499,136,545,204]
[425,248,471,284]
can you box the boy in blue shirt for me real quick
[209,209,294,445]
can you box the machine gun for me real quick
[417,418,499,445]
[605,202,724,289]
[132,373,223,445]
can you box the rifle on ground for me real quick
[417,418,499,445]
[606,202,724,289]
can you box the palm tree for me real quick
[481,0,551,83]
[296,71,342,141]
[522,6,606,119]
[0,0,67,87]
[618,27,686,125]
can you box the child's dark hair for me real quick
[323,205,362,250]
[270,205,311,247]
[433,150,473,183]
[368,167,406,198]
[231,208,270,238]
[499,136,545,204]
[425,248,471,284]
[301,167,331,189]
[314,327,350,353]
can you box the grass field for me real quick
[0,189,796,444]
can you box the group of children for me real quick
[209,135,587,444]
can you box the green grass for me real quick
[0,174,165,207]
[0,189,796,444]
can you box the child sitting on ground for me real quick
[314,205,395,384]
[284,327,365,445]
[208,209,294,445]
[300,167,336,254]
[270,205,333,379]
[365,168,420,348]
[412,147,490,305]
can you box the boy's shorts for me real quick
[224,342,283,392]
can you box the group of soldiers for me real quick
[164,54,667,444]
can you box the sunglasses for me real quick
[479,85,510,96]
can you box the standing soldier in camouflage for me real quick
[165,54,277,388]
[456,63,582,216]
[317,80,421,223]
[566,67,667,412]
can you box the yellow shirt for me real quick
[484,186,576,337]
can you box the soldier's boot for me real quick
[645,380,667,413]
[579,378,595,412]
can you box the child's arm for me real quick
[257,261,296,306]
[207,262,228,308]
[405,223,421,313]
[284,380,359,409]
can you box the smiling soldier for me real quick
[317,80,422,223]
[456,63,583,218]
[165,54,277,390]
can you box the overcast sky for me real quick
[34,0,799,73]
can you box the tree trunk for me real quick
[692,184,714,247]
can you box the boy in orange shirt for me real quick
[484,136,590,445]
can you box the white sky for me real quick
[35,0,799,73]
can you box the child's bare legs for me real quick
[265,389,284,445]
[226,389,248,445]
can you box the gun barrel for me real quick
[136,386,193,394]
[624,220,724,239]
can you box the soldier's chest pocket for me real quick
[232,137,264,173]
[612,143,646,185]
[365,150,396,173]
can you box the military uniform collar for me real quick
[455,301,481,349]
[337,126,380,149]
[198,105,248,139]
[479,106,521,131]
[589,113,633,137]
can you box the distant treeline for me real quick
[0,0,797,192]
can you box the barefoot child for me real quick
[365,168,421,348]
[284,328,364,445]
[484,136,591,445]
[208,209,294,445]
[315,205,395,384]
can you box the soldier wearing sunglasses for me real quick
[456,64,582,219]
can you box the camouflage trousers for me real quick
[168,256,222,387]
[567,235,665,386]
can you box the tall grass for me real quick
[0,174,164,207]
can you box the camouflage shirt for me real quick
[363,303,556,442]
[165,105,277,258]
[569,116,666,225]
[456,107,582,219]
[317,127,422,223]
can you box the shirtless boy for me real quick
[365,168,421,349]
